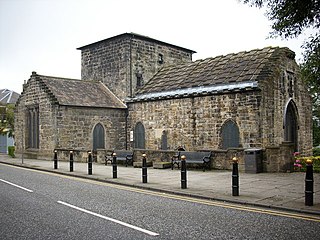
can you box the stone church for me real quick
[14,33,312,172]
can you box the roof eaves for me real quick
[128,81,259,102]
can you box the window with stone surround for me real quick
[158,53,164,64]
[287,71,294,97]
[284,100,298,151]
[93,123,105,151]
[136,72,144,88]
[27,106,39,149]
[134,122,145,149]
[221,120,239,149]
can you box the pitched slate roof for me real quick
[0,89,20,104]
[26,72,126,109]
[132,47,294,101]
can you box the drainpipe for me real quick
[125,108,129,150]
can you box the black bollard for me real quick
[181,155,187,189]
[88,151,92,175]
[53,150,58,169]
[70,150,74,172]
[142,153,147,183]
[232,157,239,196]
[112,152,117,179]
[305,159,314,206]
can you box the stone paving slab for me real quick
[0,154,319,216]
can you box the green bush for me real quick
[294,155,320,173]
[8,146,15,158]
[313,147,320,157]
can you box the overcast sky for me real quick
[0,0,311,94]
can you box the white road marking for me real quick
[57,201,159,236]
[0,178,33,192]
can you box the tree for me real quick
[239,0,319,38]
[0,104,15,138]
[240,0,320,146]
[301,35,320,146]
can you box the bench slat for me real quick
[171,151,212,171]
[105,150,134,167]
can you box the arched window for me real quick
[134,122,145,149]
[93,123,105,151]
[221,120,239,149]
[284,100,298,151]
[27,106,39,149]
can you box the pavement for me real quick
[1,154,319,216]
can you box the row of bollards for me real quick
[53,151,314,205]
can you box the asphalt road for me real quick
[0,163,319,240]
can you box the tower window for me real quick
[158,54,164,64]
[136,72,144,87]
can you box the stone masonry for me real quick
[14,33,313,172]
[78,33,195,101]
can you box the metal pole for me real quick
[112,152,117,178]
[305,159,314,206]
[53,150,58,169]
[70,150,74,172]
[88,151,92,175]
[232,157,239,196]
[142,153,147,183]
[181,155,187,189]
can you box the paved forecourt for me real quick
[0,154,319,215]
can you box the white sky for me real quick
[0,0,311,94]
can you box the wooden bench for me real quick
[171,151,212,171]
[105,150,134,167]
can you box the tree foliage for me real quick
[240,0,320,38]
[301,35,320,146]
[240,0,320,146]
[0,104,15,138]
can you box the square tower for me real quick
[77,33,196,101]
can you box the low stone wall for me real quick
[93,143,294,173]
[264,142,294,172]
[54,148,90,162]
[212,149,245,171]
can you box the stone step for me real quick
[153,161,172,169]
[133,161,153,168]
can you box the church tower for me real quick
[77,33,196,101]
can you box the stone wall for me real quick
[55,106,127,152]
[15,75,57,159]
[15,75,127,160]
[130,37,192,97]
[80,36,130,101]
[264,142,295,172]
[79,34,193,100]
[258,50,313,155]
[127,90,262,151]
